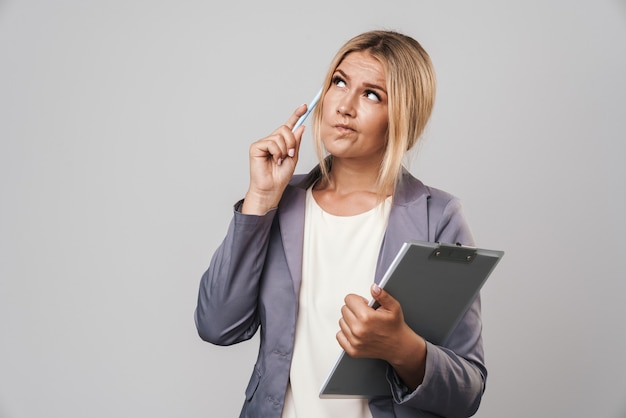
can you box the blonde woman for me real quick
[196,31,486,418]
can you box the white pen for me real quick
[292,88,323,132]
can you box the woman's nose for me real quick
[337,94,356,117]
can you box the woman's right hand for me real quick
[241,104,308,215]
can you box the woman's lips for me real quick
[334,123,355,133]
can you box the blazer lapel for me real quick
[375,170,430,284]
[277,168,320,296]
[277,186,306,295]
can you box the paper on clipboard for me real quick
[319,240,504,398]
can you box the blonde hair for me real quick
[312,30,436,196]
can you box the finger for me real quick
[251,137,288,164]
[337,317,356,347]
[344,293,369,311]
[290,124,305,158]
[340,303,359,327]
[336,329,350,352]
[340,303,370,344]
[370,284,400,312]
[250,137,285,160]
[273,125,299,160]
[272,104,307,162]
[338,317,351,336]
[284,103,308,131]
[337,318,364,357]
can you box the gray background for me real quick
[1,0,625,417]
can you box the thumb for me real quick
[370,283,396,310]
[370,283,402,313]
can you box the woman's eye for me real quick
[333,77,346,88]
[366,90,381,102]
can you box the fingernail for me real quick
[277,158,283,166]
[372,284,381,296]
[288,148,295,157]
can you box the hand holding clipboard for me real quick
[320,240,504,398]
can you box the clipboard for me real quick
[319,240,504,398]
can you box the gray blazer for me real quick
[195,166,487,418]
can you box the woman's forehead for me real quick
[334,51,386,83]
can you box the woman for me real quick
[195,31,486,418]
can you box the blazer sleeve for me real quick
[194,202,277,345]
[387,196,487,418]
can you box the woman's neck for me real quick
[312,157,392,216]
[320,157,384,194]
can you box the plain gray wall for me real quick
[1,0,625,417]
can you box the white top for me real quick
[282,187,392,418]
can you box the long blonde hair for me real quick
[312,30,436,196]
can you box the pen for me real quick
[292,88,323,132]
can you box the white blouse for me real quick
[282,187,392,418]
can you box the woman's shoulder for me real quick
[397,170,464,222]
[397,169,459,204]
[289,173,309,186]
[425,184,460,205]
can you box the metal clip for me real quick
[430,243,477,263]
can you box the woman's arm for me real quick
[194,206,276,345]
[195,104,309,345]
[389,197,487,417]
[338,196,487,417]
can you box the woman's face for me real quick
[320,51,389,164]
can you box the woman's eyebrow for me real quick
[363,82,387,94]
[334,69,350,80]
[334,69,387,94]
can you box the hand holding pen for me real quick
[242,89,322,215]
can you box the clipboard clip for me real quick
[430,243,477,263]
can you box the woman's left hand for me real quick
[337,284,427,390]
